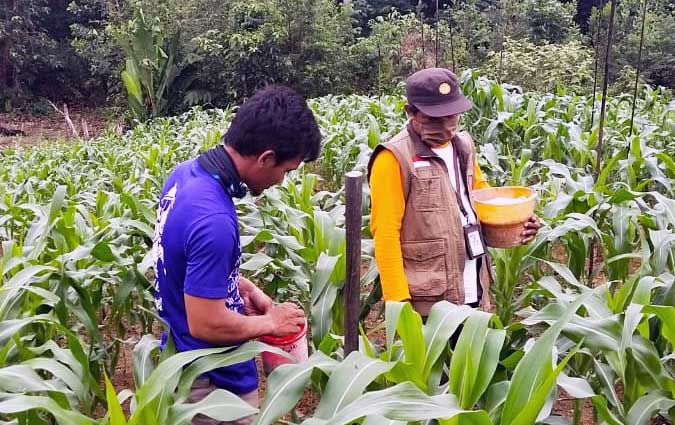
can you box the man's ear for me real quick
[404,104,415,119]
[257,150,277,167]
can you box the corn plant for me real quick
[0,336,291,425]
[1,71,675,425]
[523,261,675,422]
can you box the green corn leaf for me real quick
[255,352,338,425]
[105,374,128,425]
[168,389,258,425]
[25,357,86,399]
[321,382,470,425]
[501,291,589,425]
[176,341,276,400]
[132,334,161,388]
[508,340,582,425]
[129,346,236,424]
[314,351,395,419]
[0,365,60,393]
[449,310,506,409]
[625,392,675,425]
[396,302,425,372]
[0,395,96,425]
[422,301,473,379]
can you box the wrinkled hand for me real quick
[521,215,541,244]
[242,284,273,316]
[266,302,305,338]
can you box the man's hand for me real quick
[521,215,541,244]
[240,277,273,316]
[245,288,273,316]
[265,302,305,338]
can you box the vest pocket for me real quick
[401,239,448,297]
[411,175,443,211]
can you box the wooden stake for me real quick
[344,170,363,355]
[48,101,79,138]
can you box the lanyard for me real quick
[451,146,472,223]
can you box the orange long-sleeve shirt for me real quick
[369,147,490,301]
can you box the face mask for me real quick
[419,118,458,146]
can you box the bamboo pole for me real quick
[629,0,649,138]
[589,0,618,283]
[590,3,603,129]
[594,0,618,180]
[435,0,439,67]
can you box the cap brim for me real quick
[413,96,473,117]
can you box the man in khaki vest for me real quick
[367,68,540,316]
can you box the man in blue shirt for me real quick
[153,85,322,425]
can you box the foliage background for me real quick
[1,0,674,113]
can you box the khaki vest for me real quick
[368,123,492,316]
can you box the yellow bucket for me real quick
[472,186,536,248]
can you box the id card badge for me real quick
[463,223,486,259]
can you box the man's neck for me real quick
[223,144,249,182]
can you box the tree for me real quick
[190,0,356,104]
[524,0,577,43]
[0,0,105,110]
[616,10,675,88]
[590,0,675,89]
[575,0,605,33]
[0,0,57,108]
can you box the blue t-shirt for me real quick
[152,158,258,394]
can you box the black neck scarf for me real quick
[197,145,248,199]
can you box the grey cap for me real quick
[405,68,473,117]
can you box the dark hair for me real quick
[223,85,322,163]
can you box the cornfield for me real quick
[1,70,675,424]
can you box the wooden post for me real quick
[344,171,363,355]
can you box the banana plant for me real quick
[115,8,196,123]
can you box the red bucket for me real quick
[260,319,308,375]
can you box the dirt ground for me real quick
[0,108,116,148]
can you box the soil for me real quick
[0,108,119,148]
[552,391,595,424]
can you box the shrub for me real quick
[481,37,594,93]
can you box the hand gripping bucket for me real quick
[472,186,537,248]
[260,319,308,375]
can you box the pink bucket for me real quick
[260,319,308,375]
